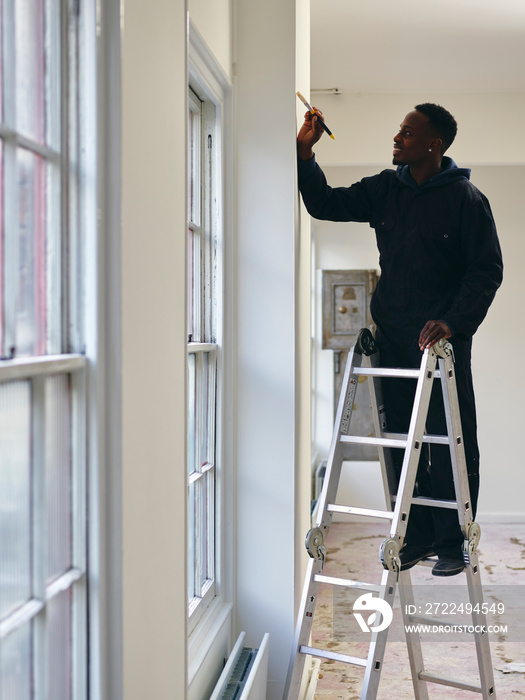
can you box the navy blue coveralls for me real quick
[298,155,503,556]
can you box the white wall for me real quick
[312,92,525,167]
[235,1,310,697]
[310,93,525,521]
[187,1,312,698]
[188,0,232,79]
[120,2,188,700]
[312,166,380,459]
[295,0,312,615]
[469,165,525,521]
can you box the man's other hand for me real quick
[297,108,325,160]
[419,320,452,350]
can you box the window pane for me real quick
[195,479,203,596]
[0,139,4,355]
[188,227,201,343]
[47,588,72,700]
[188,480,196,601]
[0,622,32,700]
[15,0,45,143]
[0,0,3,123]
[17,148,47,357]
[187,228,194,339]
[187,109,194,220]
[200,353,209,468]
[188,106,200,226]
[46,375,72,583]
[203,469,214,585]
[188,353,196,476]
[0,381,32,620]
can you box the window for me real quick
[0,2,88,698]
[187,86,219,630]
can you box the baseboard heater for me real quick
[209,631,270,700]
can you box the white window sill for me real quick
[188,596,233,687]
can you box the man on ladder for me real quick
[297,102,503,576]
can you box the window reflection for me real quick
[0,381,31,620]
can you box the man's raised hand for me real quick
[297,108,325,160]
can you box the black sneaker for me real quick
[399,544,436,571]
[432,556,465,577]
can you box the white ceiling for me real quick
[310,0,525,94]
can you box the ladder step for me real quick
[314,574,382,593]
[341,433,450,449]
[418,672,483,694]
[328,504,394,520]
[411,496,459,510]
[340,435,407,449]
[392,494,459,510]
[384,431,449,446]
[299,645,367,667]
[354,367,442,380]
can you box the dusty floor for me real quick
[309,521,525,699]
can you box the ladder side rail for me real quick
[463,556,497,698]
[397,571,430,700]
[366,351,400,510]
[465,562,497,699]
[314,344,364,527]
[359,568,400,698]
[283,558,323,700]
[284,342,365,700]
[429,345,496,698]
[389,349,437,542]
[360,347,436,697]
[437,351,473,532]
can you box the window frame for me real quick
[0,1,92,698]
[186,21,234,685]
[0,358,87,697]
[187,84,219,632]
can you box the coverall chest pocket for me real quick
[374,215,399,266]
[426,221,461,248]
[375,214,396,233]
[425,205,461,244]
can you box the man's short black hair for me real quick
[415,103,458,153]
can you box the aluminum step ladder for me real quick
[284,328,496,699]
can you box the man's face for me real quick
[392,110,435,167]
